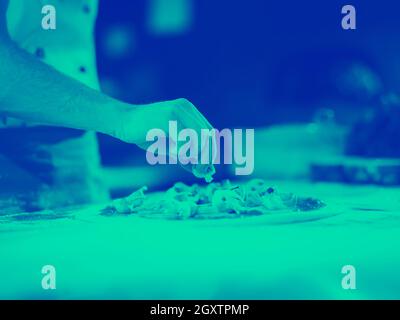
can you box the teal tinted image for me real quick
[1,0,400,300]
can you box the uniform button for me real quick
[83,4,90,14]
[35,48,45,59]
[79,66,87,73]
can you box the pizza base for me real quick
[101,179,326,221]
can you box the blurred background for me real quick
[94,0,400,195]
[3,1,400,300]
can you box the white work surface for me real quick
[1,181,400,299]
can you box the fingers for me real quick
[171,99,216,181]
[131,98,217,181]
[173,98,213,130]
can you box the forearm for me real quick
[0,39,126,137]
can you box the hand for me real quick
[115,98,216,181]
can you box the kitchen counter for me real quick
[1,181,400,299]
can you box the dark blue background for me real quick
[94,0,400,165]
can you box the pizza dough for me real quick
[101,179,326,220]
